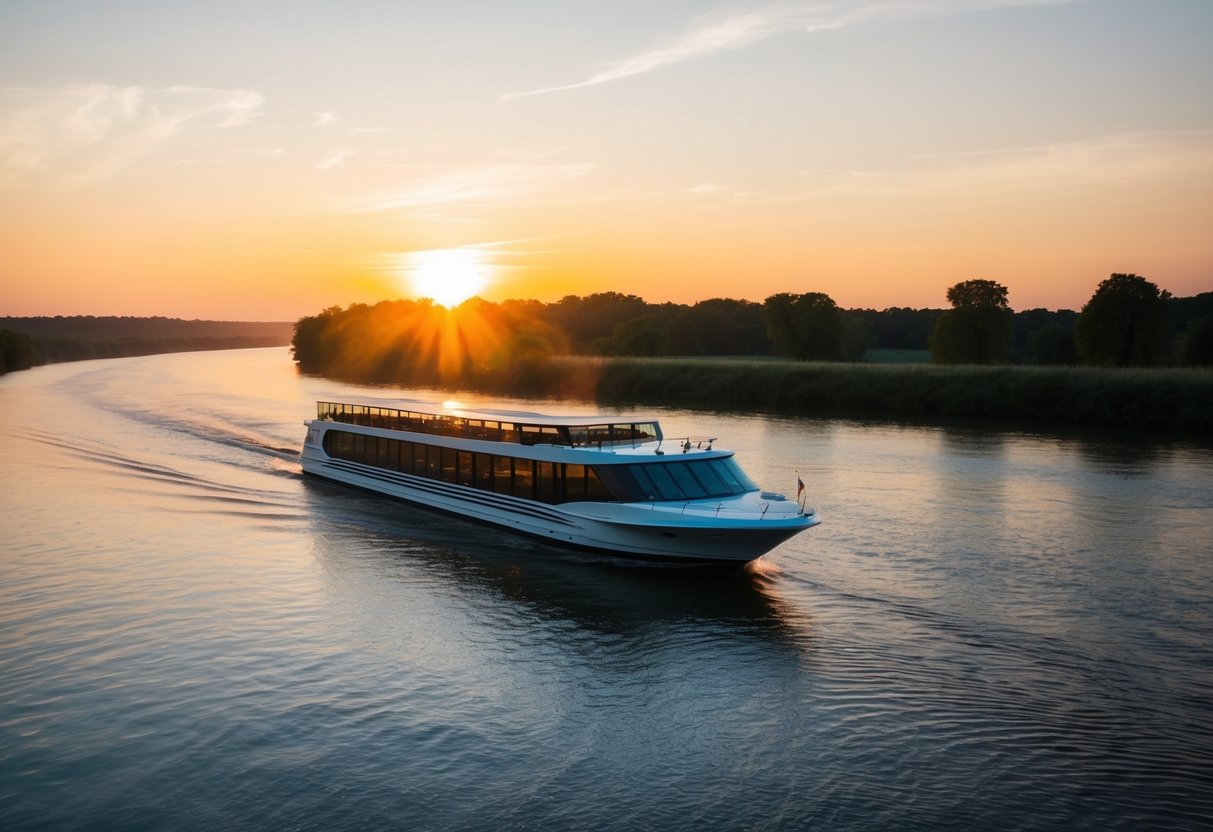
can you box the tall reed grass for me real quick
[538,357,1213,431]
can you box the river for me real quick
[2,348,1211,831]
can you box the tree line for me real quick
[290,290,1213,430]
[291,276,1213,379]
[0,317,293,376]
[927,275,1212,367]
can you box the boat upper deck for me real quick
[315,398,666,449]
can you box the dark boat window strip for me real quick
[322,429,608,505]
[320,429,758,505]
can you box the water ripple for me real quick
[3,350,1212,831]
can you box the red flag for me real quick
[796,476,805,498]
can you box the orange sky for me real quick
[2,0,1211,320]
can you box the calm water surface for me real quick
[2,348,1211,831]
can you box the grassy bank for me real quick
[441,357,1209,431]
[575,358,1213,430]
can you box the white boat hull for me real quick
[301,452,817,565]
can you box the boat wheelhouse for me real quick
[300,397,819,565]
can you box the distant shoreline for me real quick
[0,317,293,376]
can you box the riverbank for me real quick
[0,317,293,375]
[574,357,1213,431]
[316,355,1210,432]
[0,332,291,375]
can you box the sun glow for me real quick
[403,248,494,307]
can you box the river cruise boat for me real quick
[301,397,819,565]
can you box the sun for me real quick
[404,248,493,307]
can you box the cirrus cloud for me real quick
[501,0,1081,102]
[342,162,595,215]
[0,83,264,187]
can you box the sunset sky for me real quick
[2,0,1211,320]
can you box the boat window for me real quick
[585,467,613,501]
[457,450,473,487]
[441,447,457,484]
[570,422,661,448]
[641,464,683,501]
[587,458,758,502]
[537,462,556,503]
[585,425,613,447]
[493,456,513,494]
[630,422,660,445]
[618,465,659,501]
[564,464,587,501]
[474,453,493,489]
[688,458,728,493]
[518,425,563,446]
[666,462,710,499]
[513,459,534,499]
[707,458,756,494]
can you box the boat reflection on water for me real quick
[300,476,815,655]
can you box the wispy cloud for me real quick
[501,0,1079,101]
[317,148,354,170]
[343,162,594,213]
[312,111,338,126]
[779,130,1213,203]
[0,83,264,187]
[495,145,572,162]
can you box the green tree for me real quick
[763,292,844,361]
[546,292,649,354]
[1028,324,1078,365]
[687,298,769,355]
[597,315,665,356]
[841,316,877,362]
[929,279,1013,364]
[664,311,705,355]
[289,306,343,373]
[0,329,43,375]
[1182,317,1213,366]
[1075,274,1173,367]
